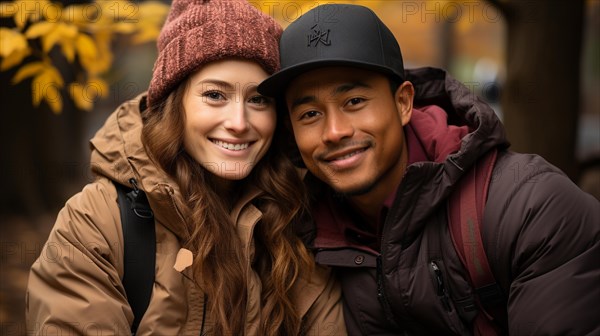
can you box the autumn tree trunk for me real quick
[0,52,86,217]
[488,0,584,180]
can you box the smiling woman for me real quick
[25,0,345,335]
[181,59,276,183]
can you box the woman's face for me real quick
[182,59,276,181]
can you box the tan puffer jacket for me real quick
[26,94,346,335]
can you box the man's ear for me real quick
[395,81,414,126]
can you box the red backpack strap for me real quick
[448,148,503,335]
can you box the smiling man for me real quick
[286,67,412,224]
[259,4,600,336]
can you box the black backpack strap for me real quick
[115,178,156,335]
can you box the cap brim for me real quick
[258,59,404,98]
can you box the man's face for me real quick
[285,67,412,198]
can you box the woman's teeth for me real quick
[213,140,249,151]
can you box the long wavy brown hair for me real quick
[141,75,314,335]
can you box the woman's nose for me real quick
[223,103,249,133]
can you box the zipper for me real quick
[199,294,207,336]
[376,255,397,323]
[430,261,452,312]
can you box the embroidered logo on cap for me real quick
[307,24,331,47]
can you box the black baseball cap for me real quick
[258,4,405,97]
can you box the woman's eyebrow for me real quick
[193,79,235,90]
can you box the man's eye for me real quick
[300,110,320,120]
[347,97,365,106]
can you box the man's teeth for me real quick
[336,151,360,160]
[213,140,249,151]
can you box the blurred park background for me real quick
[1,0,598,334]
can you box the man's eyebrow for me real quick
[290,95,316,110]
[333,81,371,95]
[289,81,371,110]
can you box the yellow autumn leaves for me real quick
[0,0,168,113]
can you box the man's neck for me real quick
[348,195,386,226]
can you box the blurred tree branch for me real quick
[0,0,168,113]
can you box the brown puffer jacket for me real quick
[302,67,600,335]
[26,94,346,335]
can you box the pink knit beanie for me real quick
[147,0,283,107]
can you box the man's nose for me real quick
[322,110,354,143]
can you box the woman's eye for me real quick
[248,95,270,105]
[203,91,225,101]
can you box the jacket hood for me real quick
[385,67,509,239]
[89,93,189,239]
[407,67,508,165]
